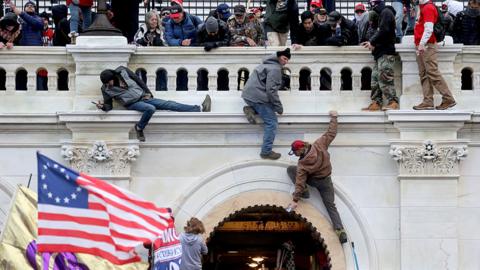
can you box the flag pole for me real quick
[27,173,32,188]
[150,241,154,270]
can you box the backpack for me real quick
[429,3,446,42]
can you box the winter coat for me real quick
[52,5,70,46]
[164,12,202,46]
[101,66,153,111]
[293,22,330,46]
[293,116,337,202]
[0,12,21,45]
[325,17,358,46]
[453,7,480,45]
[180,233,208,270]
[264,0,299,41]
[135,11,166,46]
[195,17,230,47]
[241,54,284,114]
[19,11,43,46]
[369,4,396,60]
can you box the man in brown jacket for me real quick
[286,110,348,244]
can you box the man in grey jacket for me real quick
[96,66,211,142]
[242,48,290,160]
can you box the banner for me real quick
[0,185,149,270]
[153,219,182,270]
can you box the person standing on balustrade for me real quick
[96,66,211,142]
[264,0,299,46]
[241,48,291,160]
[361,0,399,111]
[412,0,457,110]
[66,0,92,44]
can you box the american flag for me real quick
[36,152,173,265]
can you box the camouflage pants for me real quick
[371,54,398,104]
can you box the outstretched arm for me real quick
[314,110,338,147]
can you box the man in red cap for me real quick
[286,110,348,244]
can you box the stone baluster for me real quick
[48,72,57,91]
[147,74,155,90]
[207,71,216,91]
[5,71,15,91]
[26,69,35,91]
[228,74,236,91]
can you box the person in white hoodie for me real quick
[180,217,208,270]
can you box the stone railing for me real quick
[0,36,478,113]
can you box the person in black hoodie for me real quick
[361,0,399,111]
[452,0,480,45]
[52,4,71,46]
[324,11,359,46]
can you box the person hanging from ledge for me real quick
[96,66,211,142]
[286,110,348,244]
[241,48,291,160]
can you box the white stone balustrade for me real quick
[0,38,478,114]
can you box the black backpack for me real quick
[429,3,446,42]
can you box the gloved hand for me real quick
[204,42,218,52]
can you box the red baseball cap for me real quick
[354,3,366,12]
[288,140,305,155]
[170,6,183,19]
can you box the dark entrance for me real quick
[204,205,331,270]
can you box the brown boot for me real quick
[382,101,399,111]
[412,102,434,110]
[435,99,456,110]
[260,151,281,160]
[361,101,381,111]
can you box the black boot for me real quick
[135,125,145,142]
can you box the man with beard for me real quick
[228,5,264,47]
[361,0,399,111]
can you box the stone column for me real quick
[59,112,141,189]
[388,111,471,270]
[66,36,136,111]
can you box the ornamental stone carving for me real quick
[389,141,467,176]
[61,141,139,176]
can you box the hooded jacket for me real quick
[453,7,480,45]
[369,3,396,60]
[52,4,70,46]
[293,116,337,202]
[134,11,166,46]
[100,66,153,111]
[0,12,21,45]
[241,54,284,114]
[180,233,208,270]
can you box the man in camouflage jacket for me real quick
[228,5,264,46]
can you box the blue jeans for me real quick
[68,4,92,33]
[244,100,278,155]
[127,98,200,130]
[392,1,404,39]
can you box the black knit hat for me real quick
[100,69,116,84]
[276,48,291,59]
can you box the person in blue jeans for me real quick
[66,0,92,43]
[97,66,211,142]
[241,48,291,160]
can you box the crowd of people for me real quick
[0,0,478,49]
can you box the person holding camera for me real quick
[0,12,21,49]
[7,0,42,46]
[96,66,211,142]
[286,110,348,244]
[241,48,291,160]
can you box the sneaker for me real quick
[135,125,145,142]
[260,151,281,160]
[412,102,434,110]
[68,31,79,45]
[435,99,456,110]
[361,101,381,111]
[382,100,399,111]
[335,229,348,244]
[243,106,257,124]
[202,94,211,112]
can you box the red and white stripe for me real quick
[38,174,173,265]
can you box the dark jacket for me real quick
[19,11,43,46]
[0,12,22,45]
[134,24,166,46]
[453,7,480,45]
[241,54,284,114]
[293,116,337,202]
[369,3,396,60]
[195,17,230,47]
[293,23,326,46]
[52,5,70,46]
[325,17,358,46]
[264,0,299,41]
[164,12,202,46]
[101,66,153,111]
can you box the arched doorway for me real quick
[204,205,331,270]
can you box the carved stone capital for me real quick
[389,140,468,177]
[61,141,139,178]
